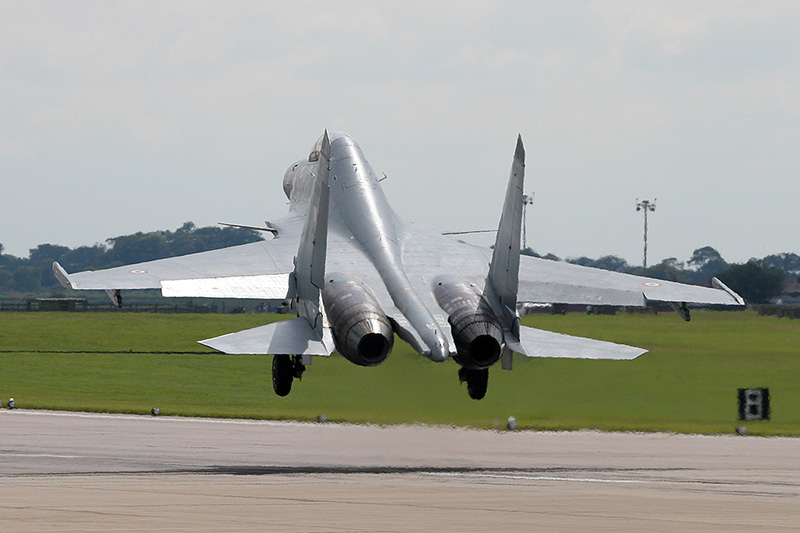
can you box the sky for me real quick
[2,1,799,266]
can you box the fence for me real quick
[1,299,217,313]
[1,298,285,314]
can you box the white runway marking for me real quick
[423,471,647,484]
[2,409,299,427]
[0,453,82,458]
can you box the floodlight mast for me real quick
[635,198,656,268]
[522,193,534,250]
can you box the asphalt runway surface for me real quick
[1,410,798,531]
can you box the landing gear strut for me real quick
[272,355,306,397]
[458,367,489,400]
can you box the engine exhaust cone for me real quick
[358,332,392,364]
[468,334,502,367]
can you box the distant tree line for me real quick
[523,245,797,304]
[0,222,263,295]
[1,223,795,305]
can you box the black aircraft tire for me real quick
[272,354,294,397]
[465,368,488,400]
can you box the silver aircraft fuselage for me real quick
[285,132,455,362]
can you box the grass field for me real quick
[1,310,798,436]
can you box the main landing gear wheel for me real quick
[272,355,294,396]
[459,367,489,400]
[272,355,307,397]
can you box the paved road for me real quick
[1,410,798,531]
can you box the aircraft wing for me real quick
[516,255,743,306]
[55,240,291,289]
[398,224,742,309]
[54,223,387,302]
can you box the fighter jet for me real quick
[54,131,744,399]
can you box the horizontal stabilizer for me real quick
[506,325,646,360]
[161,274,290,299]
[219,221,279,236]
[200,317,335,355]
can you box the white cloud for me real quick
[1,1,799,263]
[452,41,530,70]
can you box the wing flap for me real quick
[199,317,335,355]
[506,325,646,360]
[517,280,647,306]
[160,274,290,299]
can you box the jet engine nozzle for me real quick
[433,278,504,370]
[322,275,394,366]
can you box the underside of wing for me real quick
[517,256,744,306]
[160,273,291,299]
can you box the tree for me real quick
[521,248,561,261]
[29,244,70,265]
[0,244,23,268]
[539,252,561,262]
[636,257,688,282]
[0,267,11,291]
[107,232,171,264]
[167,223,262,256]
[12,266,42,293]
[28,244,71,290]
[687,246,728,283]
[568,255,631,273]
[717,262,784,304]
[760,253,800,280]
[59,244,108,272]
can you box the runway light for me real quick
[7,398,15,409]
[151,407,161,416]
[736,426,747,436]
[317,414,328,423]
[507,416,518,431]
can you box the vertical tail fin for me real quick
[488,135,526,323]
[293,130,331,333]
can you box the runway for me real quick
[1,410,798,531]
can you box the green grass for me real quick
[1,310,798,435]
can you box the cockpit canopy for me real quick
[308,131,353,163]
[308,135,323,162]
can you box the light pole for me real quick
[522,193,534,250]
[635,198,656,268]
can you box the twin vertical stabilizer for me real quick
[201,131,334,355]
[486,135,647,364]
[294,130,331,333]
[488,135,525,329]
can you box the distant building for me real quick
[774,278,800,305]
[26,298,88,312]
